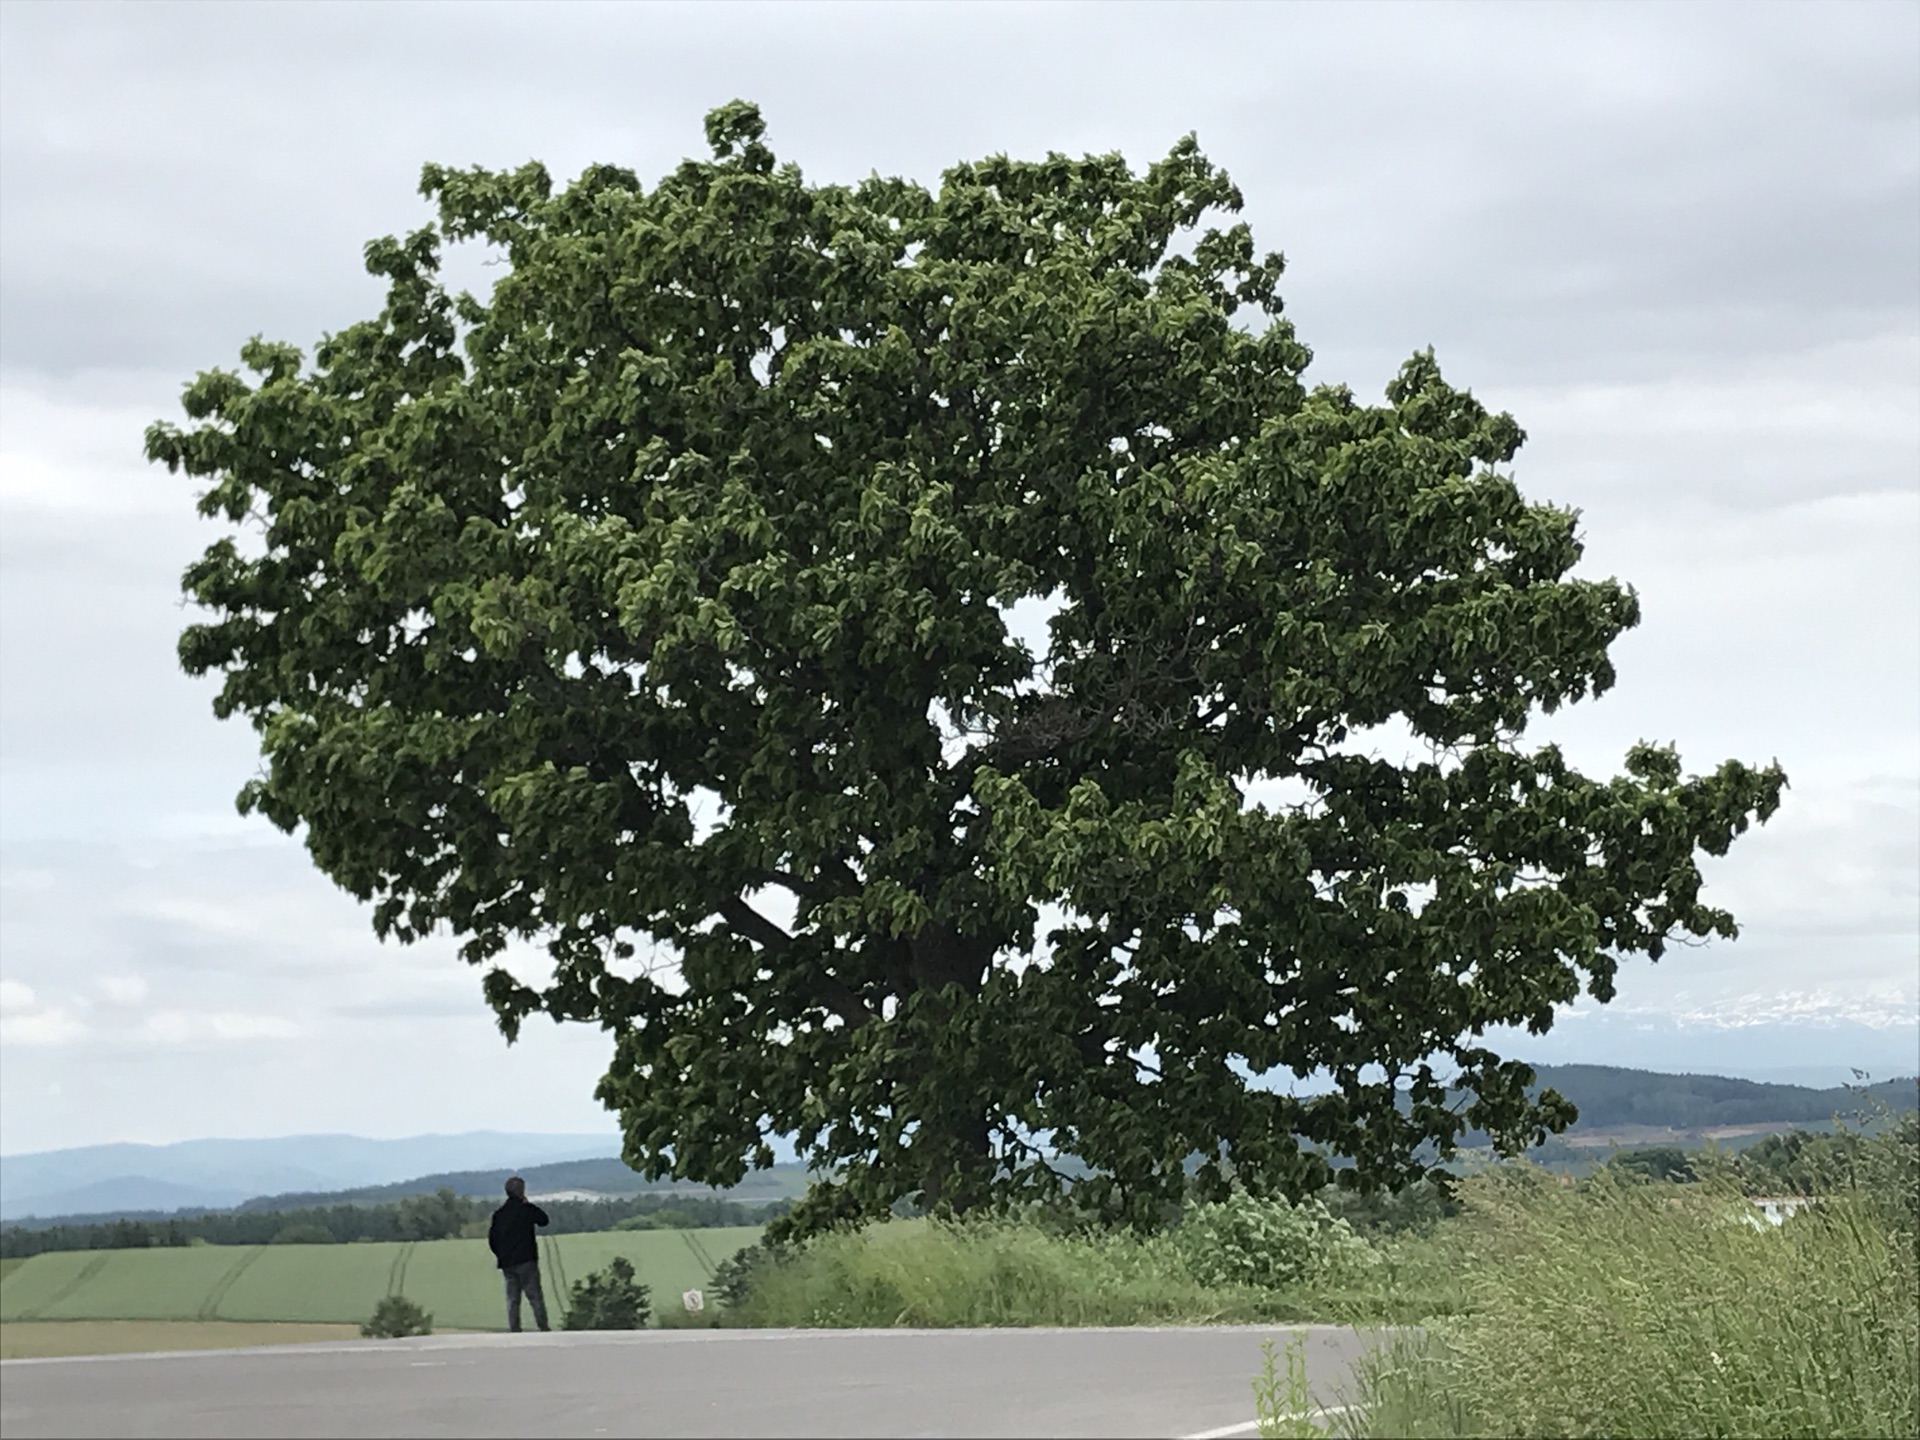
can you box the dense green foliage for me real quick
[562,1255,652,1329]
[0,1187,784,1258]
[148,99,1783,1229]
[360,1294,434,1338]
[270,1224,335,1245]
[1317,1177,1460,1236]
[1175,1191,1377,1289]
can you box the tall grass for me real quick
[1323,1167,1918,1439]
[725,1216,1248,1327]
[722,1192,1471,1330]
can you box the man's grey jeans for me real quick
[502,1259,550,1332]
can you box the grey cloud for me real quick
[1,0,1914,1148]
[2,3,1913,389]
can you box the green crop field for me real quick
[0,1227,762,1331]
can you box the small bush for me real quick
[360,1295,433,1338]
[710,1238,791,1310]
[1178,1190,1379,1290]
[564,1256,653,1330]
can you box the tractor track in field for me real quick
[387,1241,418,1298]
[541,1234,569,1310]
[12,1253,109,1321]
[197,1245,265,1320]
[679,1228,718,1276]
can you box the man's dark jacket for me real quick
[488,1196,550,1270]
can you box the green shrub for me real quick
[360,1295,433,1338]
[563,1256,652,1330]
[710,1237,791,1310]
[1178,1190,1380,1290]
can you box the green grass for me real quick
[213,1242,400,1324]
[1309,1171,1918,1439]
[0,1226,764,1331]
[724,1201,1467,1331]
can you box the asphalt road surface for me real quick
[0,1325,1380,1438]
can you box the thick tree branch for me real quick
[715,895,874,1031]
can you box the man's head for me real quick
[504,1175,526,1200]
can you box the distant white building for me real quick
[1747,1195,1816,1228]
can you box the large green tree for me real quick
[149,103,1784,1230]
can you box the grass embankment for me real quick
[723,1192,1456,1329]
[1294,1144,1919,1439]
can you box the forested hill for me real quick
[236,1157,814,1211]
[1526,1065,1918,1130]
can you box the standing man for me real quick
[488,1176,552,1332]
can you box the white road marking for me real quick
[1181,1404,1355,1439]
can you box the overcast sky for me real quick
[2,1,1915,1156]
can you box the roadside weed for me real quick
[1254,1333,1327,1438]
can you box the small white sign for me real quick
[682,1288,705,1313]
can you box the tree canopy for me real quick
[147,101,1785,1231]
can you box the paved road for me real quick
[0,1325,1378,1438]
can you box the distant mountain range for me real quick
[1495,1064,1915,1140]
[0,1131,620,1222]
[3,1064,1913,1225]
[1488,1012,1919,1089]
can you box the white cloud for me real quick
[0,981,86,1047]
[0,1009,87,1047]
[142,1009,301,1044]
[1487,334,1920,509]
[97,975,149,1005]
[133,897,265,942]
[0,373,199,517]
